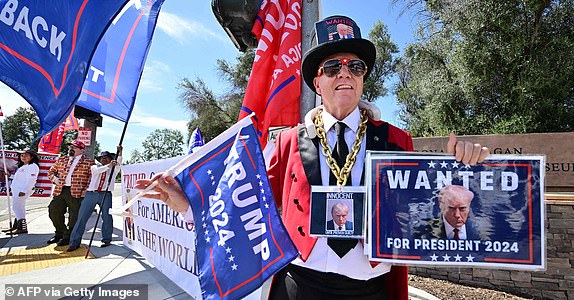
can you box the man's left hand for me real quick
[447,133,490,166]
[135,173,190,213]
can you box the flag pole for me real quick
[300,0,320,121]
[0,122,14,234]
[84,121,128,258]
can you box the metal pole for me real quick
[85,121,128,258]
[83,118,98,159]
[0,122,14,234]
[300,0,320,122]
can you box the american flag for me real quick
[188,126,204,154]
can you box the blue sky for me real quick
[1,0,421,159]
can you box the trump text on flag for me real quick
[175,122,297,300]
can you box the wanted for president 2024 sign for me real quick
[365,153,545,271]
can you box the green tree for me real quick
[126,149,145,164]
[1,107,40,150]
[396,0,574,136]
[179,50,255,142]
[141,129,184,161]
[179,22,398,140]
[57,130,78,156]
[363,21,400,102]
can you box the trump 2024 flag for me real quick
[0,0,129,136]
[175,119,297,300]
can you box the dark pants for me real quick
[48,187,82,240]
[269,264,389,300]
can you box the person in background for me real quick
[67,147,122,252]
[2,149,39,234]
[47,140,93,246]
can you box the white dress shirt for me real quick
[291,107,392,280]
[87,156,122,192]
[64,155,82,186]
[443,216,467,240]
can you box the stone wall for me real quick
[409,199,574,300]
[413,132,574,192]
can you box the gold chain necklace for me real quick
[314,108,368,186]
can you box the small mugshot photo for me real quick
[326,200,354,232]
[329,23,354,40]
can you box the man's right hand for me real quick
[135,172,190,213]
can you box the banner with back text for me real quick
[1,150,58,197]
[0,0,129,136]
[365,153,545,271]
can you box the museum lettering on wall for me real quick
[413,132,574,192]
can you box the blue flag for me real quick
[0,0,129,136]
[76,0,165,122]
[188,126,204,154]
[175,122,297,300]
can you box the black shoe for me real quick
[12,219,27,234]
[100,242,112,248]
[66,245,80,252]
[47,236,62,244]
[2,218,17,233]
[56,239,69,246]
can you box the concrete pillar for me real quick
[300,0,320,122]
[82,118,97,160]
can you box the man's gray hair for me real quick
[438,185,474,212]
[331,202,350,214]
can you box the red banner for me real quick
[38,110,79,154]
[0,150,59,197]
[238,0,302,148]
[38,125,65,154]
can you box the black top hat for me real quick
[301,15,376,94]
[96,151,116,162]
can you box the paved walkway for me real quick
[0,196,439,300]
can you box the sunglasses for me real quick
[317,58,367,77]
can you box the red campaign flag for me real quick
[38,124,65,154]
[238,0,302,148]
[62,109,79,131]
[38,109,79,154]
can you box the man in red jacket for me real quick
[264,15,488,300]
[135,15,489,300]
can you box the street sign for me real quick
[78,127,92,146]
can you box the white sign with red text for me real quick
[77,127,92,146]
